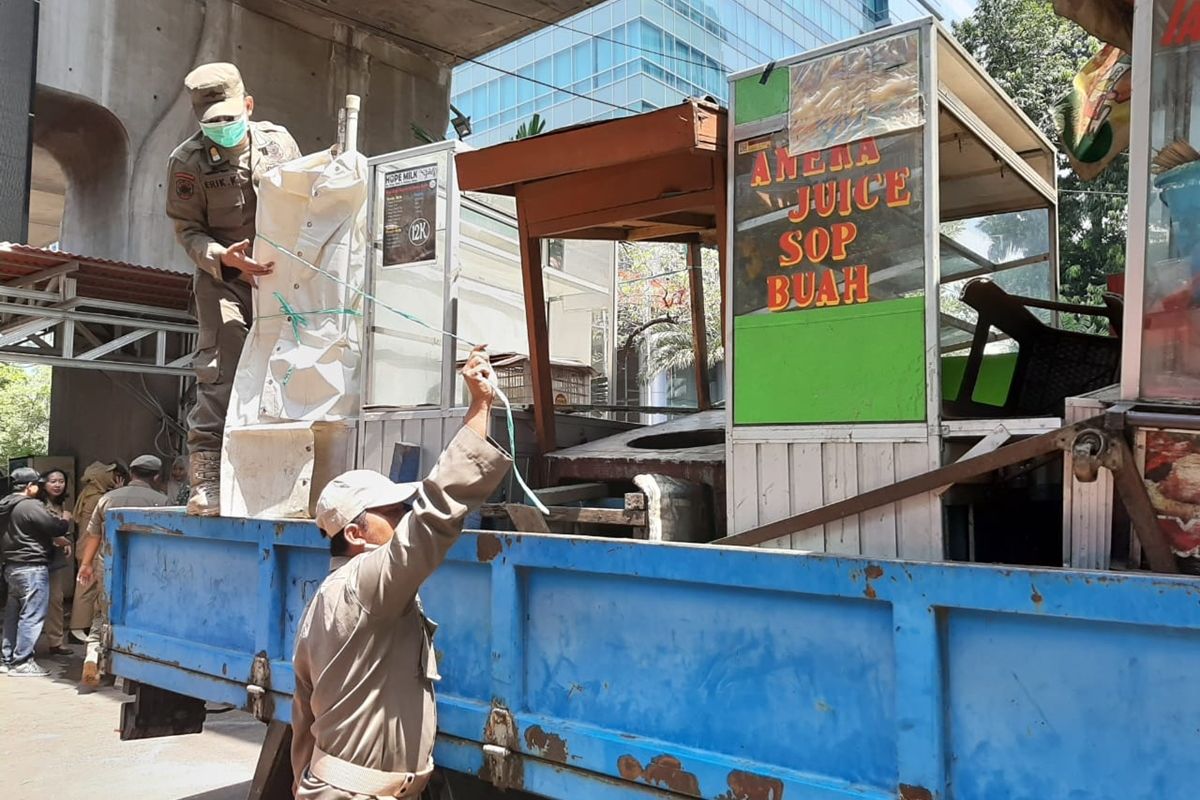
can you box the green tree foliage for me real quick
[617,243,723,378]
[954,0,1128,320]
[0,365,50,464]
[514,113,547,140]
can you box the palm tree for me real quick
[647,326,724,378]
[514,113,546,140]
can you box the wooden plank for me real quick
[535,483,610,504]
[454,101,722,193]
[483,504,647,527]
[1110,438,1178,573]
[1062,451,1076,567]
[731,443,759,534]
[895,441,940,561]
[246,720,293,800]
[731,423,928,444]
[504,504,551,533]
[932,427,1011,497]
[517,151,717,226]
[714,154,728,346]
[626,492,649,540]
[627,222,711,242]
[789,443,825,551]
[687,242,712,412]
[823,443,860,554]
[857,442,898,558]
[528,191,715,239]
[515,204,557,454]
[756,443,791,549]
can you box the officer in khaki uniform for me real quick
[166,62,301,515]
[76,455,168,687]
[292,348,510,799]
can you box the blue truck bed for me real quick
[107,508,1200,799]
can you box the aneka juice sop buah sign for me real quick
[742,135,915,312]
[731,30,927,425]
[732,128,924,318]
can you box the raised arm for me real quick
[351,347,509,616]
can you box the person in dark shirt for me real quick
[1,467,71,677]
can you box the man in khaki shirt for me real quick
[165,62,301,516]
[76,455,168,687]
[292,348,510,798]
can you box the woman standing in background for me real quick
[37,469,73,656]
[166,456,189,506]
[68,462,121,641]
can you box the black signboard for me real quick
[382,163,438,266]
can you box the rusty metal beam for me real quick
[718,418,1100,548]
[1098,406,1179,574]
[1104,438,1178,574]
[687,242,711,411]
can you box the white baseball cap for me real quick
[315,470,419,536]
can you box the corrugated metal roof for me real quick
[0,243,191,312]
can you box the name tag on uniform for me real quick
[202,172,238,191]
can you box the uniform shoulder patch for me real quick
[173,172,196,201]
[169,132,207,160]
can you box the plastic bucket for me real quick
[1155,161,1200,256]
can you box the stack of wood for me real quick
[480,482,648,538]
[1153,139,1200,174]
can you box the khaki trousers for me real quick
[39,565,69,648]
[83,558,107,667]
[188,270,252,454]
[69,571,98,631]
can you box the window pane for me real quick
[554,49,572,85]
[535,57,552,86]
[574,41,592,77]
[597,37,613,70]
[517,67,535,103]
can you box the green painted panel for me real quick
[734,69,789,125]
[941,352,1019,408]
[733,296,926,425]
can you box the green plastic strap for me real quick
[256,233,548,514]
[262,292,362,387]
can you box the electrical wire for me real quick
[1059,189,1128,198]
[619,267,692,285]
[462,0,725,73]
[98,371,187,461]
[283,0,641,114]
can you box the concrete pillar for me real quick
[48,368,183,481]
[35,0,450,268]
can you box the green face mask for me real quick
[200,115,248,149]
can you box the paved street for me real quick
[0,650,265,800]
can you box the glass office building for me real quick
[450,0,943,146]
